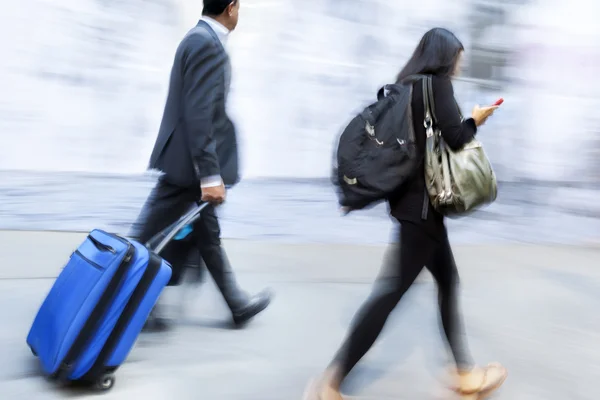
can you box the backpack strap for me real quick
[422,76,464,125]
[396,74,438,125]
[401,74,427,84]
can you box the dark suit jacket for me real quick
[149,20,239,188]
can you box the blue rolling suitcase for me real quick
[26,203,208,391]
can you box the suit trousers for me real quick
[129,177,248,311]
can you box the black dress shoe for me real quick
[142,307,172,333]
[232,289,273,327]
[142,315,171,333]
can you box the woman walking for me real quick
[306,28,507,399]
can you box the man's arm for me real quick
[181,36,226,186]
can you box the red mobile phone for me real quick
[492,98,504,106]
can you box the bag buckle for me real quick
[365,122,375,136]
[365,122,383,146]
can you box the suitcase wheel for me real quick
[94,374,115,391]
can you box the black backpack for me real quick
[332,80,420,211]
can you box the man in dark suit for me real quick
[131,0,272,330]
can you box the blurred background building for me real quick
[1,0,599,181]
[0,0,598,237]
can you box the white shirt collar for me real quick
[200,16,230,44]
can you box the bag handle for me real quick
[146,202,209,254]
[422,76,438,131]
[391,74,436,124]
[422,75,453,204]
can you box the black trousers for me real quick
[129,178,248,311]
[331,220,473,380]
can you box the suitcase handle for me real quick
[88,234,116,254]
[146,202,209,255]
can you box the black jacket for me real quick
[388,75,477,224]
[149,20,239,188]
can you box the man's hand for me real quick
[201,183,226,204]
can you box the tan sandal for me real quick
[302,377,344,400]
[448,363,508,396]
[473,363,507,399]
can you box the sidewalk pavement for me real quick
[0,231,599,399]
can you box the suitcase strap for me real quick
[83,252,163,381]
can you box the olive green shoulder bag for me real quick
[422,76,498,216]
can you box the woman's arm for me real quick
[431,75,477,151]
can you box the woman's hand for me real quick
[471,105,498,127]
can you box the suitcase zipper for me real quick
[84,252,163,381]
[75,232,129,270]
[73,250,106,271]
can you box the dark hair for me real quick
[202,0,237,16]
[395,28,464,83]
